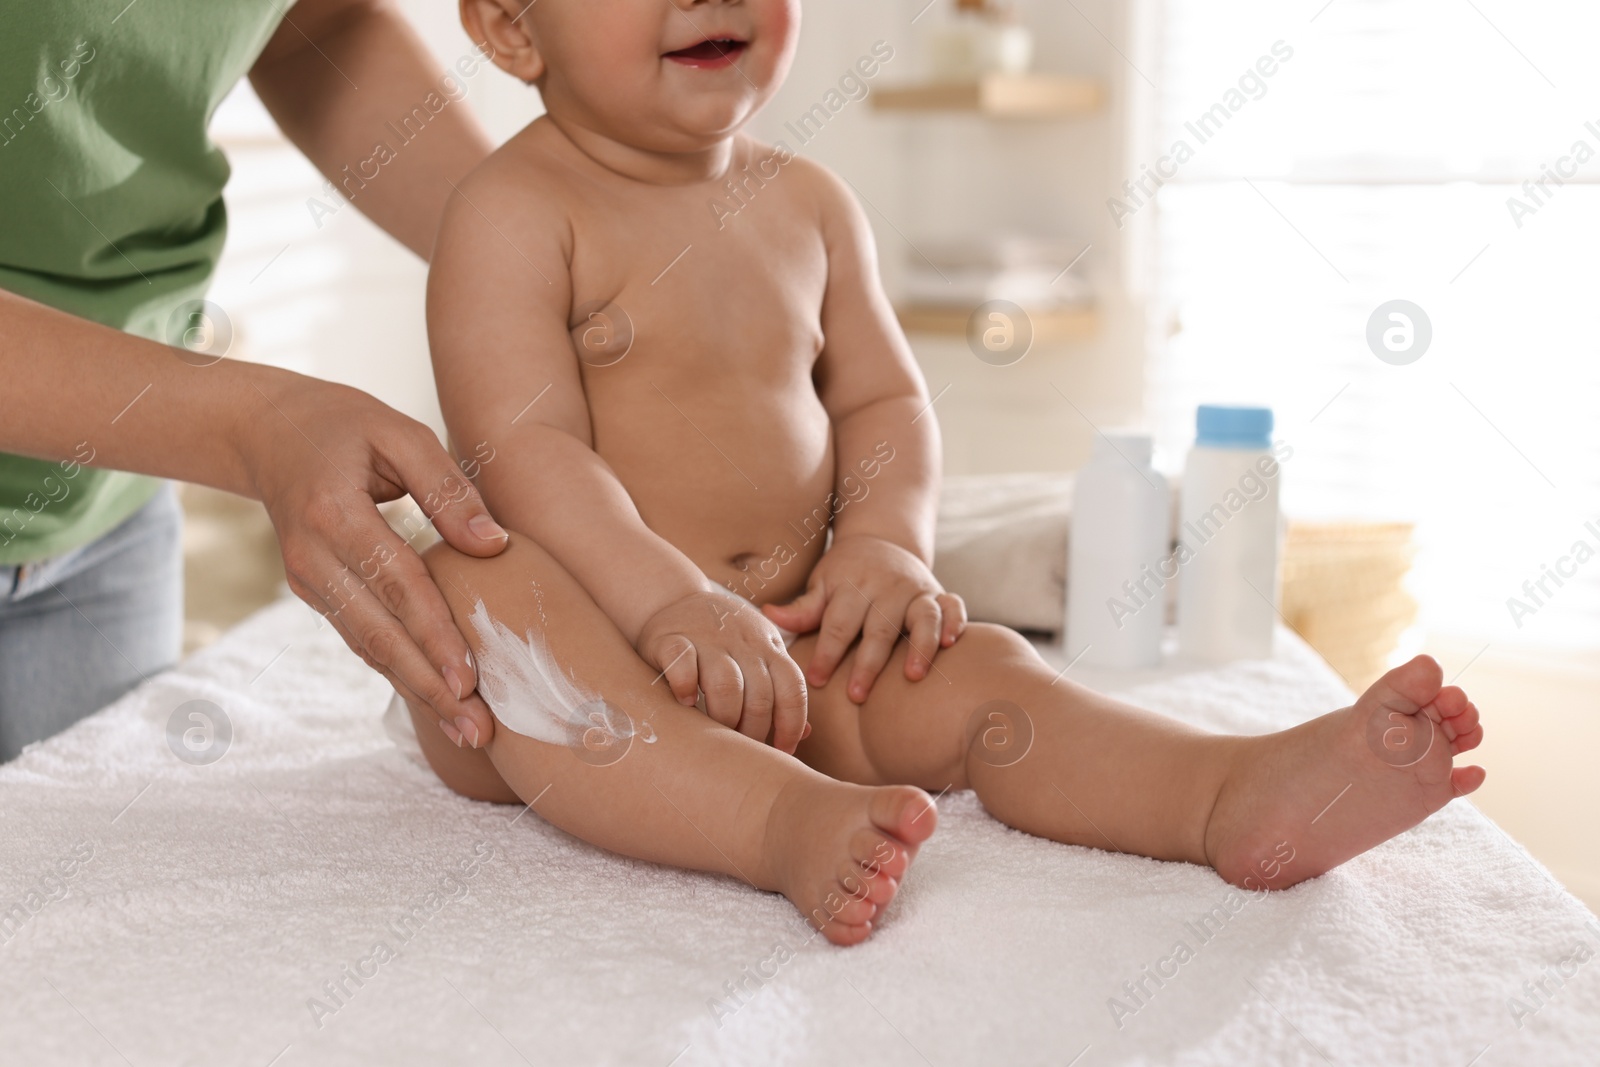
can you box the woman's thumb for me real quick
[396,432,510,558]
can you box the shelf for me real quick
[896,303,1098,343]
[872,75,1102,117]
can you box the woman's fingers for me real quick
[370,425,509,720]
[308,542,481,730]
[346,524,470,687]
[241,379,508,748]
[318,496,497,748]
[382,423,510,559]
[291,567,490,746]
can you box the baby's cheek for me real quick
[757,1,802,57]
[566,7,656,83]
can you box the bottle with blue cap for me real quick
[1176,405,1288,662]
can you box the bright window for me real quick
[1146,0,1600,647]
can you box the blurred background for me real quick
[195,0,1597,910]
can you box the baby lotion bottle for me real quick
[1065,433,1169,669]
[1176,406,1283,662]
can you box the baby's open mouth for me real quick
[664,38,749,69]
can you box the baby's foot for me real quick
[1204,655,1485,890]
[759,778,937,946]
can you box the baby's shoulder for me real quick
[441,118,579,242]
[748,137,843,193]
[729,137,860,228]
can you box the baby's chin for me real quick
[573,96,763,154]
[668,102,763,144]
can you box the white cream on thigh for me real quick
[466,598,635,748]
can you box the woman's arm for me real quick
[249,0,495,259]
[0,294,510,749]
[0,3,512,744]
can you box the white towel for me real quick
[2,598,1595,1066]
[935,472,1074,633]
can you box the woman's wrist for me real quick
[220,362,299,503]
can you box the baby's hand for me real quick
[636,590,810,753]
[763,534,967,704]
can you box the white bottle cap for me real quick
[1095,432,1153,469]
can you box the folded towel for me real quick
[2,598,1594,1065]
[934,471,1074,633]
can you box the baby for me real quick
[405,0,1486,945]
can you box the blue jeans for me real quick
[0,485,183,762]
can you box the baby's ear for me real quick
[459,0,547,84]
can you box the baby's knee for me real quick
[420,532,580,626]
[852,624,1038,787]
[934,622,1037,672]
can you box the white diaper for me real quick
[382,693,429,769]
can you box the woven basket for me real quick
[1280,522,1418,691]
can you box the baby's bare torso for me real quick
[514,124,833,603]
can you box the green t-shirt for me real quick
[0,2,284,564]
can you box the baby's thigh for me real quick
[406,534,664,804]
[791,622,1041,790]
[406,695,521,804]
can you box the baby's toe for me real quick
[869,785,938,847]
[1438,692,1481,749]
[1451,765,1487,796]
[1451,721,1484,754]
[819,918,873,947]
[825,882,880,926]
[840,858,899,907]
[852,829,911,882]
[1430,685,1470,721]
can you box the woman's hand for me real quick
[763,534,967,704]
[237,368,510,748]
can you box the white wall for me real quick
[749,0,1149,475]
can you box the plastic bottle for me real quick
[1176,406,1283,662]
[1065,432,1170,669]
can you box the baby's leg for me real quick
[404,536,935,945]
[794,624,1484,889]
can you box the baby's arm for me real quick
[426,156,806,750]
[762,163,967,702]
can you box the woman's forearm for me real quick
[249,2,494,260]
[0,287,263,494]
